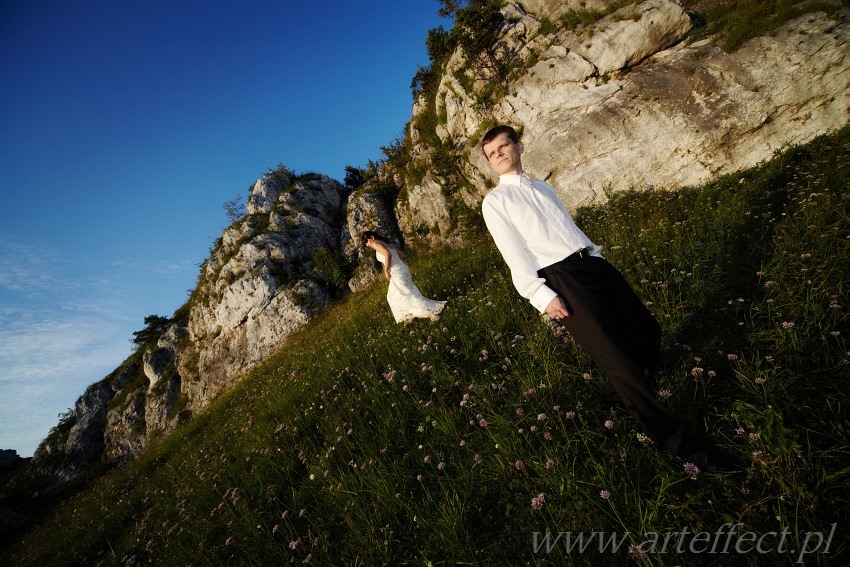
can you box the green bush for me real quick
[312,247,352,291]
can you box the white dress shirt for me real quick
[482,173,602,313]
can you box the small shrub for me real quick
[222,195,245,223]
[312,247,352,291]
[131,315,171,348]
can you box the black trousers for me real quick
[539,255,686,455]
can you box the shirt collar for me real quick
[500,173,525,186]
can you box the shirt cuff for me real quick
[530,284,558,313]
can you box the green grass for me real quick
[683,0,847,53]
[2,126,849,565]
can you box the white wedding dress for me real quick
[375,247,446,323]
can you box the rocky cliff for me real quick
[397,0,848,235]
[20,168,351,492]
[11,0,848,495]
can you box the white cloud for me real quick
[0,236,137,456]
[0,234,198,457]
[0,239,66,293]
[0,310,132,457]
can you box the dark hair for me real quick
[360,230,389,247]
[481,125,520,154]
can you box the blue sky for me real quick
[0,0,448,457]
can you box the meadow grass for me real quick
[2,126,848,566]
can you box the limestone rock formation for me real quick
[560,0,693,77]
[397,172,452,238]
[504,6,849,210]
[343,184,403,291]
[176,170,344,411]
[403,0,849,229]
[521,0,611,21]
[25,169,347,491]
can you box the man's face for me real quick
[483,132,524,176]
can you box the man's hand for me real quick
[545,296,571,319]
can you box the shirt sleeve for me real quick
[482,195,558,313]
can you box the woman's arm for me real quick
[373,241,392,280]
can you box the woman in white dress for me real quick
[361,231,446,323]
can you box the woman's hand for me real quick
[384,269,391,281]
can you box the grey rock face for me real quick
[506,8,848,210]
[30,170,346,490]
[405,1,848,225]
[183,172,344,407]
[398,172,452,238]
[343,184,403,292]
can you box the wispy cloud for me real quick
[0,311,129,380]
[0,309,132,457]
[0,240,66,294]
[0,237,137,456]
[0,234,198,457]
[153,258,199,275]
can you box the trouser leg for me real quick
[540,258,683,454]
[593,258,662,395]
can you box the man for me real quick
[480,125,724,469]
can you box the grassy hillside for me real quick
[3,126,848,565]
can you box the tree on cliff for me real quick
[131,315,170,348]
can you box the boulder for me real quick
[560,0,693,76]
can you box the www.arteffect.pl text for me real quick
[531,523,837,563]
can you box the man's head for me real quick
[481,125,524,176]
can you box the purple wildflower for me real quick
[531,493,546,510]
